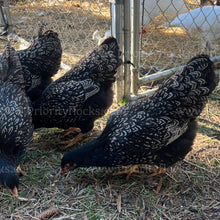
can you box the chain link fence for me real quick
[4,0,111,67]
[1,0,220,99]
[139,0,220,77]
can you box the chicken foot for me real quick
[113,165,140,180]
[146,166,166,193]
[56,127,81,137]
[16,165,27,176]
[59,133,84,150]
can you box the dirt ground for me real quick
[0,1,219,219]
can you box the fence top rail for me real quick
[139,55,220,85]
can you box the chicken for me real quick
[61,55,217,176]
[92,30,111,45]
[101,0,203,41]
[17,27,62,102]
[32,37,121,148]
[141,0,192,27]
[0,43,33,196]
[167,6,220,41]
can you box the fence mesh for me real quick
[139,0,220,78]
[6,0,111,66]
[1,0,220,92]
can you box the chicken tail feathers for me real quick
[64,36,122,88]
[97,36,122,87]
[23,27,62,79]
[186,54,216,93]
[99,36,120,56]
[0,42,25,89]
[152,54,217,119]
[38,25,59,40]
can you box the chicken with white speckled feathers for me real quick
[61,54,218,176]
[16,26,62,102]
[0,43,33,196]
[32,37,122,149]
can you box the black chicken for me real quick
[61,55,217,175]
[17,27,62,102]
[0,43,33,195]
[32,37,121,148]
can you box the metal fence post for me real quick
[111,0,124,102]
[123,0,131,100]
[130,0,140,95]
[3,0,13,34]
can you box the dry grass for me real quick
[140,18,220,72]
[0,1,220,219]
[139,0,220,73]
[0,92,219,220]
[9,0,220,70]
[9,0,110,66]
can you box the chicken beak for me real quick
[60,164,70,176]
[60,163,77,176]
[12,186,18,198]
[60,168,67,176]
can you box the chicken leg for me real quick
[113,165,140,180]
[16,165,26,176]
[146,166,166,193]
[113,165,165,192]
[56,127,81,136]
[146,166,166,178]
[59,133,84,150]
